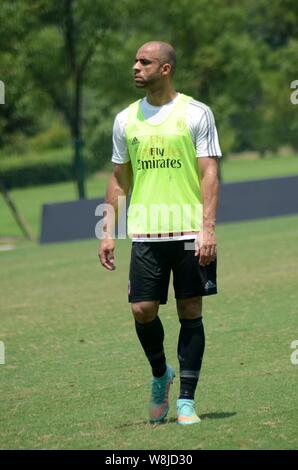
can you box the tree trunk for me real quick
[72,72,86,199]
[0,181,34,240]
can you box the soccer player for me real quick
[99,41,221,425]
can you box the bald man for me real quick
[99,41,222,425]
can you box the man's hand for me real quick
[195,226,217,266]
[98,237,116,271]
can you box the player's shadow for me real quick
[115,420,165,429]
[201,411,237,420]
[115,411,236,428]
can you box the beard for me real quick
[134,72,161,89]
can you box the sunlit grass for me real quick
[0,214,297,449]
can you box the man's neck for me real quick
[146,86,177,106]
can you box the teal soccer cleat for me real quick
[149,365,175,423]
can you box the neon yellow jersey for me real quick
[125,94,202,236]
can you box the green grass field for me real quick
[0,214,297,449]
[221,154,298,182]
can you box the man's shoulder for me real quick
[184,96,215,127]
[115,105,129,121]
[115,99,141,125]
[186,96,212,115]
[114,105,130,129]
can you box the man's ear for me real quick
[161,63,172,76]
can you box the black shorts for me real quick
[128,240,217,304]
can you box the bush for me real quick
[28,121,70,152]
[0,148,74,189]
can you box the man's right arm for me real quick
[98,162,132,271]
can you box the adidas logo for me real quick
[131,137,140,145]
[204,280,216,290]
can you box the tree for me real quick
[1,0,298,180]
[21,0,128,198]
[0,1,45,152]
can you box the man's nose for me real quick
[133,61,141,72]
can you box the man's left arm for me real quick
[196,156,220,266]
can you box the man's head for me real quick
[133,41,176,90]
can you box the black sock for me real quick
[135,316,167,378]
[177,317,205,400]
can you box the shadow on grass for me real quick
[115,420,165,429]
[115,411,236,428]
[200,411,237,420]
